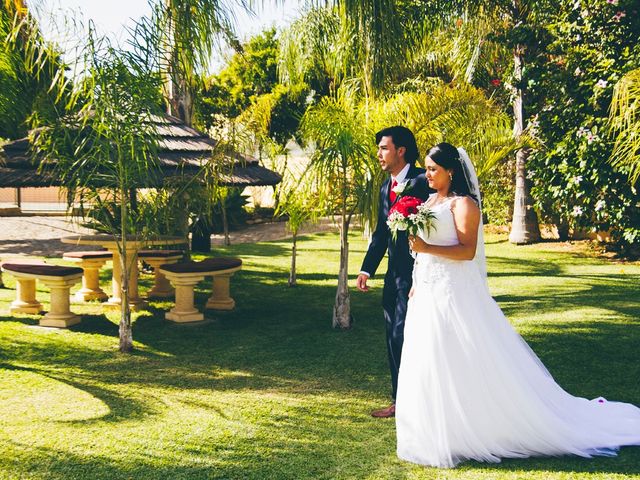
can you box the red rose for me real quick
[490,79,502,87]
[389,195,423,218]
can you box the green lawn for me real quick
[0,231,639,480]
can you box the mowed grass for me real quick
[0,230,639,480]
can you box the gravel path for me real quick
[0,216,336,260]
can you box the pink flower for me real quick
[612,11,626,21]
[606,0,618,4]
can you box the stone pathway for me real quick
[0,216,336,259]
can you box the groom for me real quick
[356,126,431,418]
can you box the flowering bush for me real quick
[526,0,640,246]
[387,196,436,241]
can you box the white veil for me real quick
[457,147,487,284]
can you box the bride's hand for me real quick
[408,234,429,253]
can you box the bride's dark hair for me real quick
[427,142,478,203]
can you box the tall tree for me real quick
[155,0,260,126]
[26,27,165,352]
[300,87,375,329]
[499,0,546,244]
[330,0,554,243]
[197,27,279,124]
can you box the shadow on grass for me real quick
[0,419,395,480]
[3,260,638,403]
[0,361,155,423]
[2,232,639,478]
[2,401,640,480]
[494,273,639,320]
[487,255,563,277]
[0,313,39,327]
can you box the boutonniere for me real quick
[392,181,410,196]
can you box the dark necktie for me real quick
[389,179,398,203]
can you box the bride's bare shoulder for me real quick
[451,195,479,209]
[451,196,480,217]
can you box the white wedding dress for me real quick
[395,196,640,468]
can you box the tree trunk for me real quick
[191,217,211,252]
[166,74,193,126]
[119,188,133,353]
[556,217,570,241]
[162,0,193,127]
[288,232,297,287]
[509,45,541,245]
[129,188,138,215]
[332,215,351,329]
[221,197,230,246]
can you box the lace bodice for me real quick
[413,195,474,288]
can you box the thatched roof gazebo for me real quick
[0,115,281,188]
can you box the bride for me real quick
[395,142,640,468]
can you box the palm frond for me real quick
[609,68,640,185]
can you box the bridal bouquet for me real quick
[386,196,436,241]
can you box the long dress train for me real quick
[395,196,640,468]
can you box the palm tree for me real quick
[275,169,321,287]
[277,7,350,97]
[154,0,281,126]
[609,68,640,185]
[501,0,545,244]
[153,0,229,125]
[330,0,551,243]
[300,87,375,329]
[27,28,165,352]
[0,0,59,139]
[359,83,525,234]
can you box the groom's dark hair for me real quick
[375,126,419,165]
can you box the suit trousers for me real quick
[382,281,410,401]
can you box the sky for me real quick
[32,0,302,71]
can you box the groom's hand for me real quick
[356,273,370,292]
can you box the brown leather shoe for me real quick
[371,404,395,418]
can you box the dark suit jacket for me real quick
[360,164,432,290]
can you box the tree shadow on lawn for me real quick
[1,268,391,416]
[3,279,640,476]
[3,403,640,480]
[8,264,638,410]
[494,273,639,320]
[461,447,640,477]
[0,360,155,423]
[1,418,397,480]
[487,255,563,278]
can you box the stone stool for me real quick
[138,250,184,298]
[63,251,113,301]
[1,263,84,327]
[0,259,48,314]
[159,257,242,323]
[201,257,243,311]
